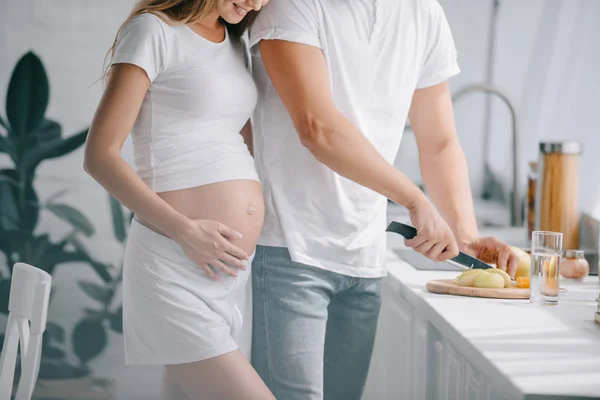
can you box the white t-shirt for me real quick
[111,13,259,193]
[249,0,460,278]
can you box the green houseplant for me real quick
[0,51,100,309]
[33,197,129,400]
[0,52,125,386]
[37,195,129,382]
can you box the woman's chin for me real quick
[222,13,245,25]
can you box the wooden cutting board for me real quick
[426,279,529,299]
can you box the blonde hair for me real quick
[103,0,257,79]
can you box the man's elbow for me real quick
[420,136,462,162]
[296,112,331,152]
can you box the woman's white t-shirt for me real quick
[249,0,460,277]
[112,13,259,193]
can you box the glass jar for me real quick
[535,141,582,249]
[560,250,589,280]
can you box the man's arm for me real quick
[258,40,423,209]
[410,83,518,275]
[409,82,478,242]
[258,39,459,261]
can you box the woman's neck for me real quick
[195,12,221,31]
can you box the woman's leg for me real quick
[163,350,275,400]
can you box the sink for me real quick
[394,249,464,271]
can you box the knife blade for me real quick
[386,221,493,270]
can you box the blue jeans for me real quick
[251,246,382,400]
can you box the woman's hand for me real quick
[405,197,459,262]
[175,219,250,280]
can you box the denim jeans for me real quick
[251,246,382,400]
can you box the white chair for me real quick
[0,263,52,400]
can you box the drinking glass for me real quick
[530,231,563,305]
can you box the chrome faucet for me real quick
[452,83,522,227]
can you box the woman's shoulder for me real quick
[122,12,173,39]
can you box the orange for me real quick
[516,277,530,289]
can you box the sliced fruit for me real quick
[473,272,505,289]
[511,246,532,279]
[516,276,530,288]
[456,269,487,287]
[487,268,512,288]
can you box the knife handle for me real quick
[386,221,417,239]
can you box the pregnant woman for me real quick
[84,1,274,399]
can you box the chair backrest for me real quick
[8,263,52,334]
[0,263,52,400]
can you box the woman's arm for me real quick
[84,64,249,279]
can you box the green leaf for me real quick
[0,115,8,131]
[0,230,31,265]
[45,321,66,343]
[46,203,94,237]
[0,173,19,231]
[28,234,52,267]
[41,249,91,276]
[68,236,113,283]
[0,172,17,186]
[20,180,39,233]
[34,119,61,143]
[0,279,10,314]
[0,135,15,159]
[6,52,49,138]
[83,308,109,320]
[39,359,89,379]
[0,169,39,232]
[109,195,126,243]
[42,345,66,360]
[45,188,69,204]
[72,318,107,365]
[24,236,92,276]
[77,280,110,304]
[110,306,123,333]
[22,128,88,174]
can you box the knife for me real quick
[386,221,492,271]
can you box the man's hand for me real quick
[404,196,459,262]
[459,237,519,278]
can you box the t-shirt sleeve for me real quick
[248,0,320,56]
[111,13,168,82]
[416,2,460,89]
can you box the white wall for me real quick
[0,0,598,398]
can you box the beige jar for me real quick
[560,250,589,280]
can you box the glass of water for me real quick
[530,231,563,305]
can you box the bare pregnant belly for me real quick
[138,180,264,255]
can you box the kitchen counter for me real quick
[363,232,600,400]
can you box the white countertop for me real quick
[384,232,600,398]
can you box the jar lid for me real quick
[564,249,585,258]
[539,141,582,154]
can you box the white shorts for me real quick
[122,219,253,365]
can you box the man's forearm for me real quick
[420,141,478,242]
[297,109,425,209]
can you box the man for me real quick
[248,1,518,399]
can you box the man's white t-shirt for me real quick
[249,0,460,278]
